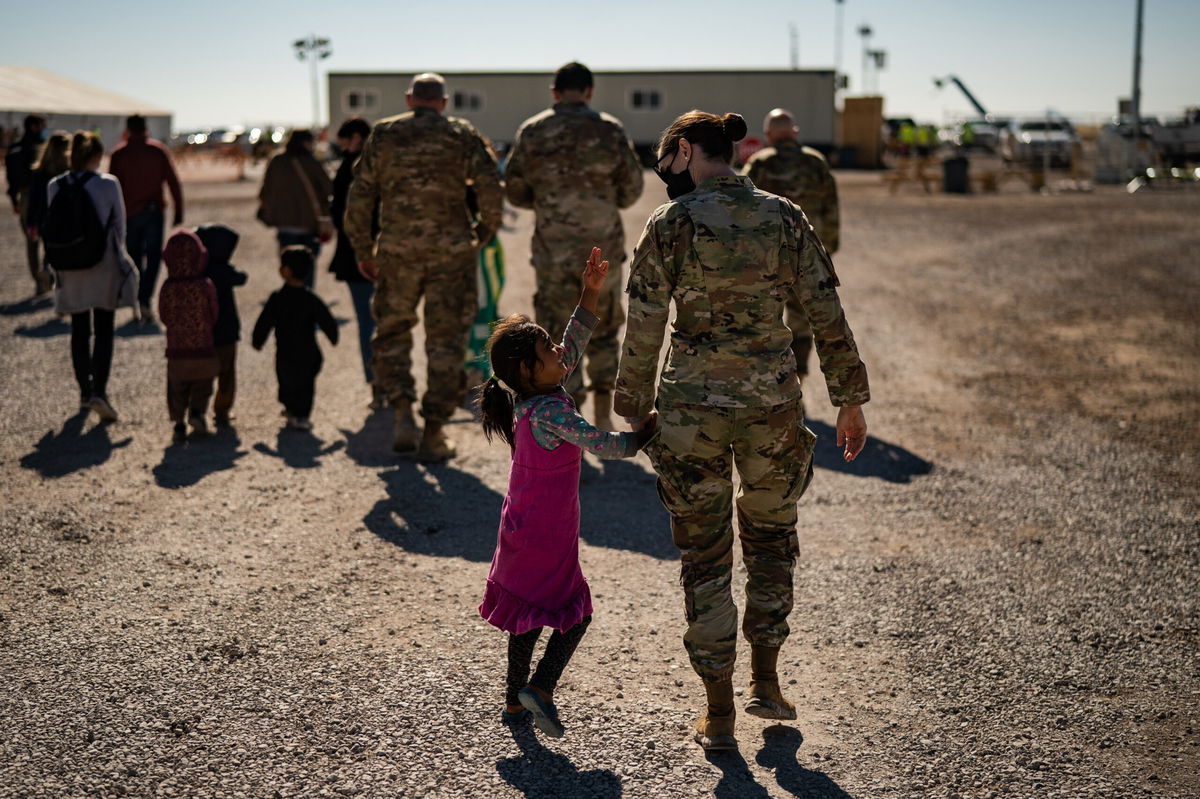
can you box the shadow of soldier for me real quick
[339,409,395,468]
[578,457,675,560]
[252,429,345,469]
[755,725,858,798]
[806,420,933,483]
[363,461,503,562]
[152,426,248,488]
[496,721,622,799]
[19,411,132,478]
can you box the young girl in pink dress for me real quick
[477,248,657,739]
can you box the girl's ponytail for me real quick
[479,376,516,448]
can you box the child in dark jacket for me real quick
[158,230,219,443]
[195,224,248,426]
[252,246,338,431]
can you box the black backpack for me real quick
[42,173,108,271]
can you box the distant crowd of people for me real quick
[4,61,869,755]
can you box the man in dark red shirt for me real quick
[108,114,184,323]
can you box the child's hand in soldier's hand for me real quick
[634,410,659,450]
[583,247,609,291]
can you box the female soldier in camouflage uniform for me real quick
[613,110,870,751]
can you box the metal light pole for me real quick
[858,24,873,96]
[834,0,846,95]
[1131,0,1144,129]
[294,35,332,129]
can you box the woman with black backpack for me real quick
[43,131,139,421]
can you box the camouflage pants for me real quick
[371,248,477,422]
[786,294,814,378]
[533,261,624,397]
[646,398,815,683]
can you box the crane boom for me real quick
[933,75,990,118]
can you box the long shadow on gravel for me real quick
[253,429,345,469]
[340,409,394,468]
[579,458,675,559]
[153,427,248,488]
[756,725,857,798]
[497,722,621,799]
[19,412,132,477]
[0,294,53,316]
[807,420,933,483]
[13,315,69,338]
[365,461,504,561]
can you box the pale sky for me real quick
[2,0,1195,130]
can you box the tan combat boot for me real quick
[592,391,614,431]
[417,420,457,463]
[693,678,738,751]
[745,644,797,720]
[392,402,419,454]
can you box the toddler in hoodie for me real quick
[195,224,248,426]
[158,230,219,443]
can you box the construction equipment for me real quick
[933,75,1007,150]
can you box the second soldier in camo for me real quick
[344,73,503,462]
[742,108,840,393]
[504,62,644,429]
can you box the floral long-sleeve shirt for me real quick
[516,306,639,459]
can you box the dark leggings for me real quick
[505,615,591,706]
[70,309,114,401]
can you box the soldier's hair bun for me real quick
[720,114,748,143]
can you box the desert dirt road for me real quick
[1,166,1197,798]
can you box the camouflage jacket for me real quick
[345,107,502,259]
[614,175,869,417]
[504,101,643,252]
[742,140,840,253]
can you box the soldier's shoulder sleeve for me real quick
[800,145,830,164]
[615,205,679,418]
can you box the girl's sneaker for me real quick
[89,396,119,422]
[501,706,530,724]
[518,687,565,738]
[285,416,312,431]
[172,423,187,444]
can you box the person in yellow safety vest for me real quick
[915,124,932,158]
[960,120,976,148]
[898,122,916,156]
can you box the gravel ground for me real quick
[1,167,1196,799]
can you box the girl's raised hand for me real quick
[583,247,609,292]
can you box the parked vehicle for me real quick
[1001,118,1078,167]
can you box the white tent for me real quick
[0,66,172,151]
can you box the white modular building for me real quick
[327,69,836,159]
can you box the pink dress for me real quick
[478,307,638,635]
[479,393,592,634]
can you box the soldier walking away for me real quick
[616,110,869,753]
[504,61,643,429]
[742,108,840,395]
[108,114,185,323]
[5,114,50,295]
[344,72,503,462]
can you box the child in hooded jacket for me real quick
[158,230,219,442]
[195,224,248,426]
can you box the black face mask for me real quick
[655,149,696,199]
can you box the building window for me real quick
[629,89,663,111]
[343,89,379,113]
[453,91,484,112]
